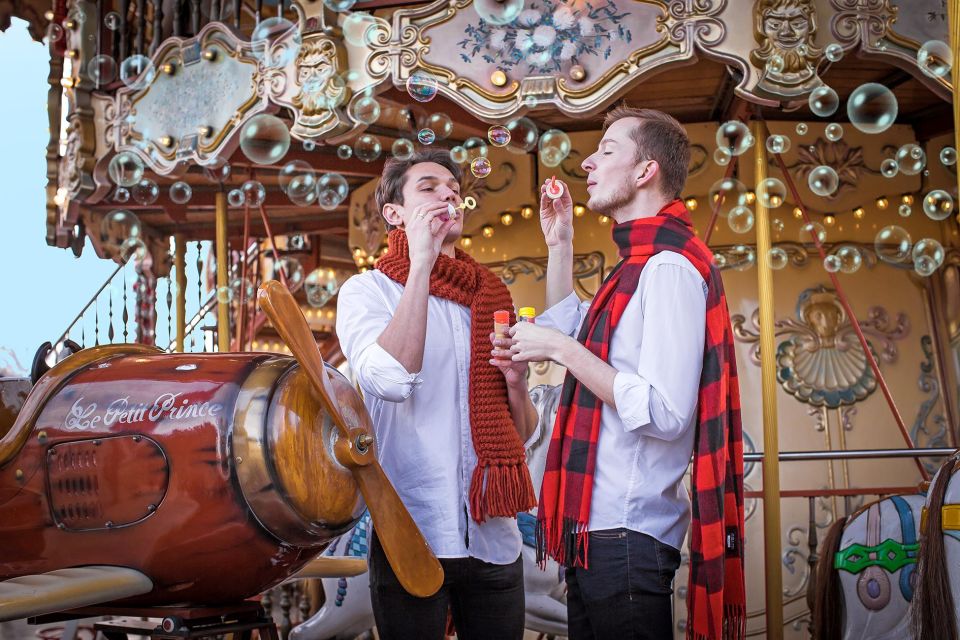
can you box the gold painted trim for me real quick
[943,504,960,530]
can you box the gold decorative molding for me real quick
[486,251,606,299]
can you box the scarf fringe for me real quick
[468,460,536,523]
[535,515,589,569]
[686,604,746,640]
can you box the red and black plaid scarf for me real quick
[536,200,745,639]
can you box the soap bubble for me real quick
[239,114,290,165]
[108,152,145,187]
[101,210,141,247]
[113,187,130,203]
[809,86,839,117]
[766,55,785,74]
[771,218,784,233]
[87,54,117,84]
[425,113,453,140]
[847,83,898,134]
[825,123,843,141]
[305,268,342,308]
[708,178,748,214]
[824,43,844,62]
[796,123,808,135]
[279,160,317,206]
[895,144,926,176]
[120,54,156,90]
[202,157,231,184]
[917,40,952,78]
[342,12,377,47]
[766,134,791,154]
[539,129,571,167]
[913,238,945,276]
[470,156,492,178]
[800,221,826,243]
[899,204,912,217]
[874,225,912,263]
[464,136,488,161]
[317,173,349,210]
[730,245,756,271]
[835,245,863,273]
[417,128,436,145]
[767,247,789,270]
[47,22,64,41]
[227,189,245,208]
[392,138,415,160]
[940,146,957,166]
[354,134,382,162]
[406,72,439,102]
[922,189,954,221]
[242,180,266,207]
[449,146,468,164]
[131,178,159,205]
[823,255,842,273]
[880,158,899,178]
[323,0,357,12]
[349,95,381,125]
[274,256,305,290]
[251,17,301,67]
[303,140,315,151]
[104,11,121,30]
[759,178,786,208]
[473,0,524,25]
[713,148,731,166]
[807,165,839,197]
[488,125,511,147]
[716,120,753,156]
[506,117,539,153]
[728,206,754,233]
[169,181,192,204]
[336,144,353,160]
[916,255,940,277]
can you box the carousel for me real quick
[0,0,959,637]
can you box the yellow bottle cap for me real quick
[518,306,536,318]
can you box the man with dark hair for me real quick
[336,148,539,640]
[505,107,746,639]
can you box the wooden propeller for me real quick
[257,281,443,597]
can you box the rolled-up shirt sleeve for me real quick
[536,291,591,337]
[336,275,423,403]
[612,262,706,441]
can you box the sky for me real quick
[0,20,134,374]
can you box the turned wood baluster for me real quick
[233,0,240,28]
[135,0,145,55]
[171,0,182,36]
[118,0,129,60]
[150,0,162,53]
[189,0,200,35]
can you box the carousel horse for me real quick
[813,492,925,640]
[291,384,568,640]
[911,450,960,640]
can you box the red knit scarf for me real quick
[376,229,537,522]
[535,201,745,639]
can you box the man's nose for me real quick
[582,155,595,172]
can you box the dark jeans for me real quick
[368,532,525,640]
[565,528,682,640]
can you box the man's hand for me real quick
[539,178,574,248]
[406,201,457,271]
[508,322,572,365]
[489,332,528,388]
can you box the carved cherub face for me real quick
[762,6,811,50]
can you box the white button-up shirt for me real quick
[336,269,533,565]
[537,251,707,550]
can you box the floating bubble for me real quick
[417,128,436,145]
[488,125,511,147]
[917,40,952,78]
[317,173,349,210]
[131,178,159,205]
[323,0,357,11]
[713,148,731,166]
[227,189,245,208]
[104,11,121,30]
[342,12,377,47]
[303,140,315,152]
[823,255,842,273]
[809,86,839,117]
[242,180,266,207]
[807,165,839,197]
[940,146,957,166]
[449,146,468,164]
[895,144,926,175]
[392,138,415,160]
[230,276,256,301]
[713,253,728,268]
[899,204,912,217]
[349,95,381,125]
[87,54,117,84]
[539,129,571,167]
[506,117,538,153]
[46,23,64,41]
[825,123,844,141]
[766,55,785,74]
[251,17,301,68]
[464,137,489,162]
[202,157,231,184]
[279,160,317,206]
[305,268,343,308]
[767,247,789,270]
[121,237,148,262]
[216,286,233,304]
[771,218,784,233]
[119,55,156,90]
[874,225,912,263]
[836,245,863,273]
[766,134,791,154]
[274,256,305,290]
[728,206,754,234]
[824,43,844,62]
[716,120,753,156]
[425,113,453,141]
[240,114,290,165]
[108,151,145,187]
[169,181,192,204]
[800,221,826,244]
[922,189,954,221]
[473,0,524,25]
[796,123,808,136]
[101,210,141,245]
[915,255,939,277]
[336,144,353,160]
[113,187,130,203]
[406,72,439,103]
[470,156,492,178]
[880,158,899,178]
[913,238,945,276]
[709,178,748,214]
[730,245,756,271]
[759,178,786,208]
[354,134,382,162]
[847,83,898,134]
[523,95,539,109]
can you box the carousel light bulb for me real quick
[745,191,757,205]
[500,212,514,226]
[461,235,473,248]
[875,196,889,210]
[824,214,836,226]
[598,215,610,225]
[353,247,363,257]
[573,204,587,217]
[853,207,865,218]
[684,197,698,211]
[901,194,914,205]
[520,205,535,219]
[793,207,803,219]
[327,310,335,319]
[482,225,495,238]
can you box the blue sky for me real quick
[0,20,130,373]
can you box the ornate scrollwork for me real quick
[829,0,897,44]
[911,335,950,473]
[665,0,726,46]
[487,251,606,299]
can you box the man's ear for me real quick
[382,203,404,228]
[635,160,659,188]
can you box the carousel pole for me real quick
[752,119,784,638]
[950,0,960,174]
[215,191,230,352]
[174,233,186,352]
